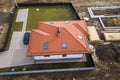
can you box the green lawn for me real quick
[12,22,23,31]
[11,6,78,31]
[17,6,77,31]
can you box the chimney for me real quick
[57,27,61,37]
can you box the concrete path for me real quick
[16,9,28,32]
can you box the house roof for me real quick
[39,20,89,35]
[27,20,91,56]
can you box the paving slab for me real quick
[16,9,28,22]
[16,9,29,32]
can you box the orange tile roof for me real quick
[27,20,91,56]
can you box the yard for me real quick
[0,3,94,74]
[13,6,78,31]
[5,4,78,50]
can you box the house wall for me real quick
[33,54,87,64]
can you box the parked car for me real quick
[23,32,30,44]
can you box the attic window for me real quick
[44,42,48,50]
[77,35,83,40]
[62,42,67,49]
[64,21,69,24]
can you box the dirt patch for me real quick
[96,43,120,63]
[102,17,120,27]
[0,24,8,49]
[0,0,7,4]
[0,12,9,24]
[0,0,14,13]
[93,8,120,15]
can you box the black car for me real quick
[23,32,30,44]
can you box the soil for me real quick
[0,0,120,80]
[96,43,120,63]
[0,12,9,49]
[102,17,120,27]
[93,8,120,15]
[0,24,8,49]
[0,12,9,24]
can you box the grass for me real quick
[11,8,23,31]
[18,6,78,31]
[5,31,12,50]
[12,22,23,31]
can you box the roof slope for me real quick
[27,20,91,56]
[65,25,90,52]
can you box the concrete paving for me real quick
[16,9,28,32]
[0,32,34,68]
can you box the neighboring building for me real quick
[27,20,92,63]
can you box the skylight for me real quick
[77,35,83,40]
[64,21,69,24]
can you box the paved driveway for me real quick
[0,32,34,68]
[0,9,34,68]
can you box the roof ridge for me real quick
[33,30,50,35]
[39,22,58,28]
[73,23,86,32]
[73,23,89,35]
